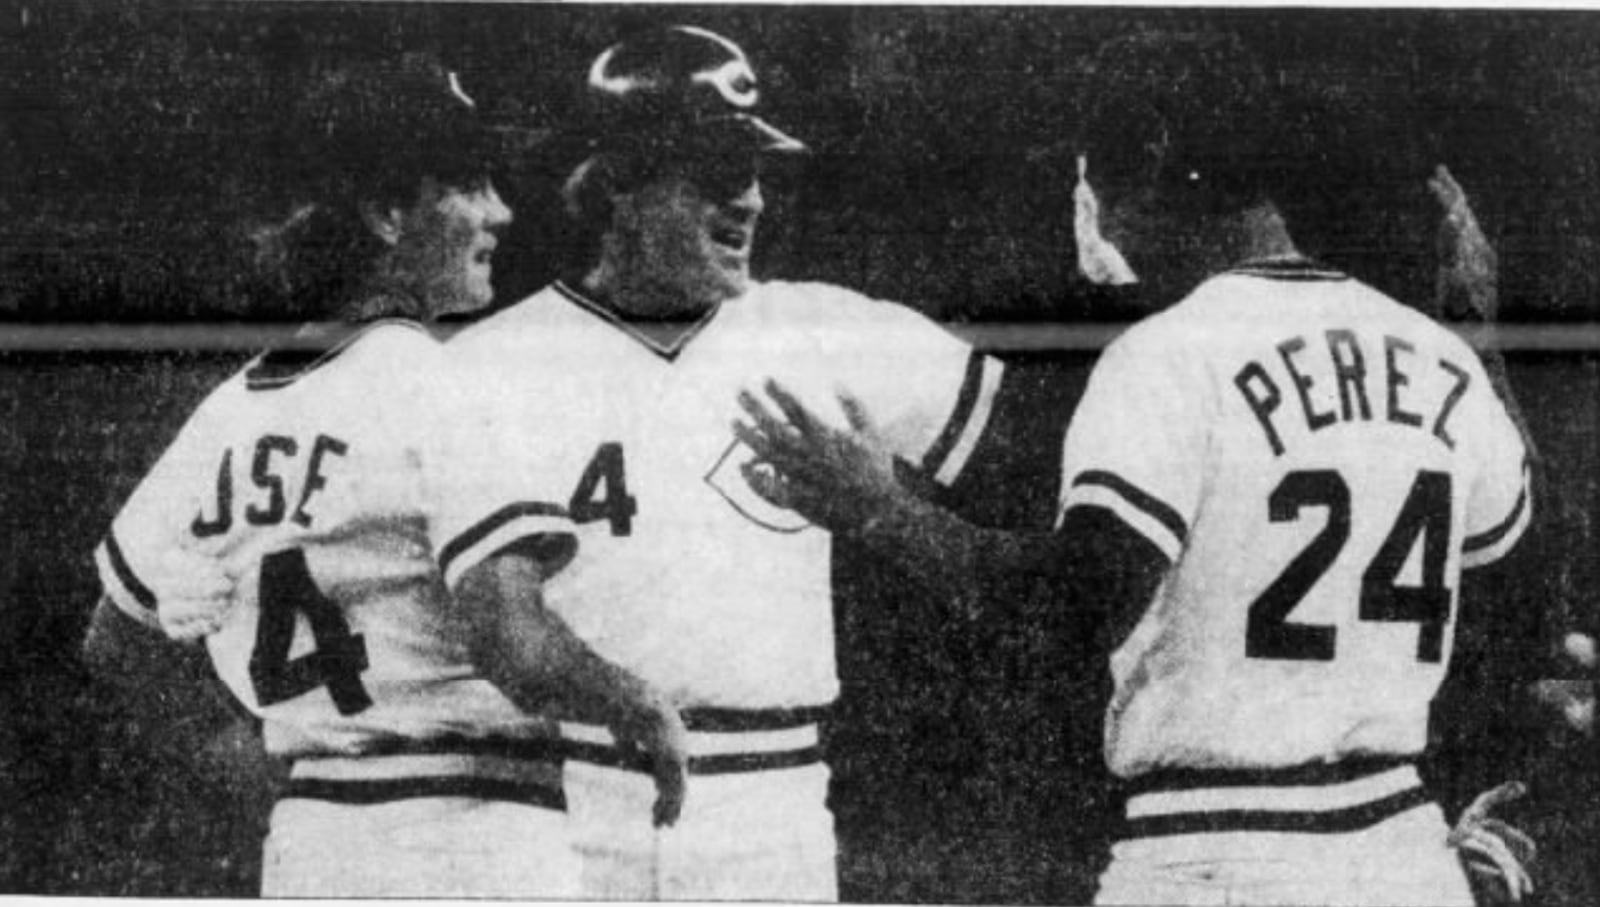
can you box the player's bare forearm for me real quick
[850,482,1034,622]
[735,379,1165,638]
[461,553,658,720]
[457,551,688,825]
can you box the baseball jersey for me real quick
[442,279,1004,711]
[95,319,575,758]
[1057,259,1532,779]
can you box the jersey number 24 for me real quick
[1248,469,1451,663]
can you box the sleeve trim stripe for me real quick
[925,352,1003,486]
[1071,470,1189,546]
[1463,470,1532,569]
[1464,472,1530,555]
[442,523,575,591]
[1063,489,1185,563]
[103,531,158,612]
[439,502,571,583]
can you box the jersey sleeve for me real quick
[809,287,1005,488]
[422,346,581,592]
[1460,357,1533,569]
[1057,319,1203,564]
[93,400,226,630]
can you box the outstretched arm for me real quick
[455,551,689,828]
[734,380,1166,649]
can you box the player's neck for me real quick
[335,277,429,324]
[1230,202,1303,267]
[579,262,719,328]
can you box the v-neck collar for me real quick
[552,280,725,363]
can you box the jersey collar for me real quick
[552,279,724,363]
[1224,256,1349,282]
[245,316,428,391]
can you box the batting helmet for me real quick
[577,25,806,157]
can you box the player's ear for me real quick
[563,154,628,230]
[359,200,406,247]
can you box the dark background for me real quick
[2,2,1598,902]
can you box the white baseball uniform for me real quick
[94,318,581,898]
[445,278,1004,900]
[1054,259,1531,906]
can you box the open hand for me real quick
[733,379,901,533]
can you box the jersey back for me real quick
[443,280,1002,711]
[1057,262,1532,778]
[96,322,551,757]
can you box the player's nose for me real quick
[476,182,514,230]
[726,178,764,220]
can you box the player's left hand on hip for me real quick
[1429,163,1498,323]
[733,379,899,532]
[150,549,241,643]
[1449,780,1536,905]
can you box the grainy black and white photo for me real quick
[2,3,1597,904]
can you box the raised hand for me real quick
[733,379,901,533]
[1429,164,1498,323]
[1074,154,1138,286]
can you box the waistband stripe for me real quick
[283,776,566,811]
[560,720,818,756]
[1120,785,1430,840]
[322,734,568,762]
[1123,756,1415,795]
[290,751,562,785]
[1126,765,1422,819]
[563,740,823,776]
[681,705,830,732]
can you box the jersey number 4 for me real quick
[249,548,373,715]
[1247,469,1452,663]
[570,442,636,536]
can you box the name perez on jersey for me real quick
[192,433,351,537]
[1234,330,1472,457]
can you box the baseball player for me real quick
[82,55,681,898]
[445,24,1007,901]
[740,30,1535,907]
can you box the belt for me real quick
[562,705,829,776]
[283,735,566,810]
[1118,757,1430,840]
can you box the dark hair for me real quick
[1079,29,1286,213]
[258,54,500,309]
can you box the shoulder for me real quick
[348,318,444,360]
[447,289,557,349]
[751,279,949,338]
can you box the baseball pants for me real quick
[261,745,577,898]
[561,710,838,901]
[1094,761,1474,906]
